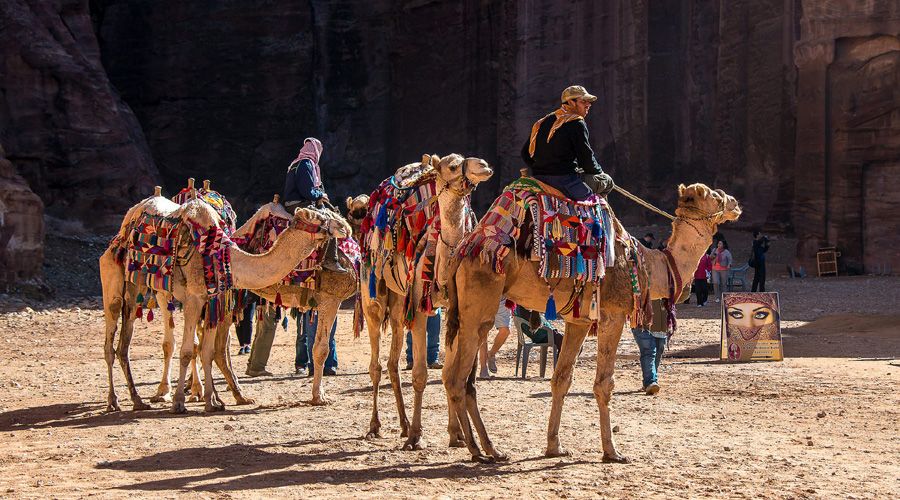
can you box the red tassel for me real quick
[147,309,154,322]
[135,306,143,320]
[504,299,516,311]
[573,296,581,318]
[275,292,283,307]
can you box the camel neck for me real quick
[664,218,716,287]
[230,226,321,290]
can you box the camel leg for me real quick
[151,292,175,403]
[188,346,203,402]
[100,249,124,412]
[593,312,629,463]
[545,321,590,457]
[364,298,385,439]
[213,318,254,405]
[172,296,203,414]
[463,321,508,461]
[201,322,224,412]
[311,297,340,406]
[443,330,492,463]
[116,284,151,411]
[444,340,465,447]
[386,301,411,438]
[402,312,429,451]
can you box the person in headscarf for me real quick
[521,85,615,200]
[283,137,345,273]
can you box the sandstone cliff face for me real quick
[0,147,44,286]
[0,0,158,230]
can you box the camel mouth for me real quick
[464,158,493,184]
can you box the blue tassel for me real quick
[136,293,144,304]
[591,219,601,240]
[375,204,388,230]
[282,317,289,330]
[576,250,585,274]
[545,293,557,320]
[167,300,176,312]
[368,268,377,298]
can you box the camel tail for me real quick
[445,263,460,349]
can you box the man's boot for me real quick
[321,238,348,273]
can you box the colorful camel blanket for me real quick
[455,177,619,285]
[232,211,360,291]
[111,211,235,327]
[360,170,468,320]
[172,187,238,235]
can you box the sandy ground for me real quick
[1,264,899,498]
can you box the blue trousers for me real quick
[405,310,442,365]
[295,311,338,371]
[631,329,667,387]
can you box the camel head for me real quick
[293,207,352,240]
[430,153,493,196]
[345,194,370,225]
[675,183,742,225]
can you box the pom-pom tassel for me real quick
[375,204,388,230]
[591,219,602,241]
[383,231,393,250]
[275,292,283,307]
[135,305,143,320]
[282,316,289,330]
[147,309,155,322]
[545,292,557,320]
[576,249,586,275]
[136,293,144,305]
[504,299,516,311]
[368,268,377,298]
[167,300,176,312]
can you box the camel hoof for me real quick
[602,453,630,464]
[448,439,466,448]
[187,394,201,403]
[309,397,329,406]
[490,450,510,462]
[106,403,121,413]
[132,400,152,411]
[471,454,495,464]
[234,396,256,406]
[365,430,383,440]
[205,402,226,413]
[401,436,425,451]
[170,402,188,414]
[150,394,171,403]
[545,447,571,458]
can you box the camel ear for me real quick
[421,154,431,166]
[346,196,353,209]
[678,184,687,198]
[430,154,441,168]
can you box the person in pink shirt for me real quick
[711,240,732,302]
[692,247,713,307]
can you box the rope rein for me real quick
[612,185,675,220]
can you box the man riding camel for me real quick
[284,137,346,272]
[521,85,615,200]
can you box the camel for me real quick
[100,194,350,413]
[345,194,370,238]
[443,182,741,462]
[361,153,493,450]
[228,201,359,405]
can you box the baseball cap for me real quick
[561,85,598,103]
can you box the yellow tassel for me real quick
[384,231,394,250]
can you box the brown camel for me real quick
[345,194,370,239]
[361,153,493,450]
[100,195,349,413]
[443,183,741,462]
[229,201,359,405]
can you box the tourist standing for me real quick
[750,231,770,292]
[711,240,732,302]
[693,248,713,307]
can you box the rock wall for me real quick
[0,0,158,230]
[0,147,44,286]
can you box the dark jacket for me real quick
[284,159,325,204]
[752,238,769,264]
[521,118,603,176]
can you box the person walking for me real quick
[631,300,668,395]
[479,299,513,379]
[234,292,256,354]
[246,305,278,377]
[521,85,615,200]
[711,240,732,303]
[295,310,338,376]
[404,310,443,370]
[750,230,770,292]
[693,247,713,307]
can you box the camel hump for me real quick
[394,154,438,188]
[175,198,222,229]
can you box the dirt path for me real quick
[0,275,898,498]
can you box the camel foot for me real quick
[401,435,425,451]
[233,395,256,406]
[106,403,121,413]
[602,453,630,464]
[545,446,571,458]
[471,454,495,464]
[150,393,172,403]
[489,449,510,462]
[365,430,383,440]
[187,394,201,403]
[309,396,329,406]
[448,439,466,448]
[205,401,226,413]
[131,400,152,411]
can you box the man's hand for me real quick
[584,173,615,197]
